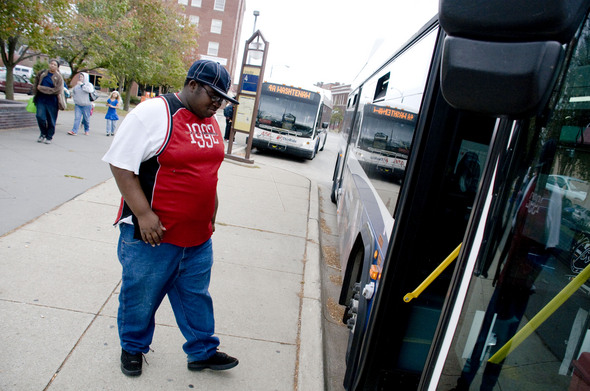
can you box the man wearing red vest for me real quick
[102,60,240,377]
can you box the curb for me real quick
[297,179,325,390]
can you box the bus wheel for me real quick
[320,133,327,151]
[331,154,342,203]
[331,179,339,203]
[343,282,361,326]
[308,144,317,160]
[341,243,364,324]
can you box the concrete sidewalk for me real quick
[0,105,324,390]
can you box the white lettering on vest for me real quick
[187,123,220,148]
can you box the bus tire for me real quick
[331,178,339,203]
[308,143,318,160]
[331,153,342,203]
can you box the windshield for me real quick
[256,86,321,137]
[358,113,416,156]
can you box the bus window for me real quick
[374,73,389,101]
[438,13,590,391]
[350,29,437,216]
[355,104,417,209]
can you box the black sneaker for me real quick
[120,349,143,376]
[187,351,239,371]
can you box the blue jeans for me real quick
[71,105,91,134]
[36,99,58,140]
[106,119,117,134]
[117,224,219,361]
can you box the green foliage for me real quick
[48,0,199,110]
[98,72,119,90]
[33,60,49,75]
[0,0,70,99]
[121,91,141,105]
[0,0,70,50]
[331,107,344,125]
[1,0,200,105]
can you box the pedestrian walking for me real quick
[68,73,94,135]
[105,91,120,136]
[102,59,240,377]
[32,59,65,144]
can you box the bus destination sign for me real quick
[265,83,315,100]
[372,106,416,123]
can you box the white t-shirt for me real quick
[102,97,169,173]
[102,95,222,227]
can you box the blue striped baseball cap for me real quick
[187,60,239,104]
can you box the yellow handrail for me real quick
[403,243,462,303]
[488,261,590,364]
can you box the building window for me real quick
[207,42,219,56]
[214,0,225,11]
[211,19,222,34]
[191,0,202,6]
[189,15,199,26]
[178,0,188,5]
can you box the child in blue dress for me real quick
[105,91,120,136]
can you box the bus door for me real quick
[345,1,590,390]
[338,20,445,389]
[426,3,590,391]
[344,81,497,390]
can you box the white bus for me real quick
[252,82,332,160]
[331,1,590,389]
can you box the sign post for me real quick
[225,30,269,164]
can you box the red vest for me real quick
[116,93,224,247]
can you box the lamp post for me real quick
[253,10,260,34]
[225,30,269,164]
[248,11,263,63]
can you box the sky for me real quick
[233,0,438,87]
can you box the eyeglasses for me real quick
[200,84,224,103]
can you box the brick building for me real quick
[180,0,246,82]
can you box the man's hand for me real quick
[211,192,219,234]
[137,211,167,246]
[110,165,167,246]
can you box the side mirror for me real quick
[322,122,329,129]
[440,38,563,117]
[439,0,590,117]
[439,0,590,44]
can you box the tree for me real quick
[99,0,199,110]
[50,0,130,85]
[331,107,344,131]
[0,0,70,100]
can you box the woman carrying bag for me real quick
[33,59,65,144]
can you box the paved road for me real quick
[0,106,116,235]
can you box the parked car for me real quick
[0,74,34,95]
[546,174,588,202]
